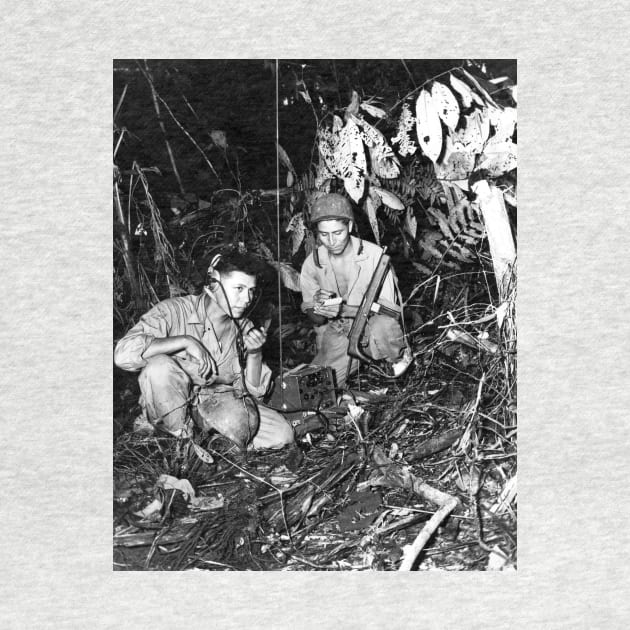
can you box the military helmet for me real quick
[310,193,354,224]
[193,390,259,451]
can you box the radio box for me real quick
[267,364,337,413]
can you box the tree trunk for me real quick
[471,180,516,301]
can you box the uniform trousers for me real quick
[137,354,294,449]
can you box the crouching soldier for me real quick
[300,193,412,388]
[114,251,294,451]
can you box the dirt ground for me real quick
[113,320,516,571]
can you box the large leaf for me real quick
[318,129,343,177]
[257,242,275,261]
[296,79,312,104]
[353,115,400,179]
[314,161,334,191]
[346,90,361,117]
[470,89,485,107]
[462,69,498,108]
[332,114,344,134]
[415,90,443,164]
[372,187,405,211]
[477,140,517,176]
[360,102,387,119]
[286,213,306,254]
[369,146,401,179]
[431,81,460,131]
[489,106,517,143]
[365,191,381,244]
[434,137,476,181]
[453,71,485,108]
[276,142,296,174]
[336,118,367,203]
[269,261,301,292]
[452,110,490,154]
[449,74,473,108]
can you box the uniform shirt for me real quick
[300,235,400,315]
[114,293,271,398]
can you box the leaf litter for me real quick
[114,271,516,571]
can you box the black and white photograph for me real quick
[5,0,630,625]
[112,59,518,571]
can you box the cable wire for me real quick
[204,279,261,446]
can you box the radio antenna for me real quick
[275,59,284,401]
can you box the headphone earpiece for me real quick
[207,254,222,276]
[206,254,223,292]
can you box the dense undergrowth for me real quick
[114,247,516,571]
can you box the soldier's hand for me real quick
[243,324,267,354]
[313,301,342,318]
[313,289,336,304]
[184,338,216,380]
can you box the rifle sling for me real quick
[347,251,392,362]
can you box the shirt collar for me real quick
[186,293,208,325]
[317,235,368,266]
[188,292,240,332]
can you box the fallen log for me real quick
[359,446,459,571]
[398,489,458,571]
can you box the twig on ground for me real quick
[398,489,459,571]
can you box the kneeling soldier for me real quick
[300,193,412,388]
[114,251,294,451]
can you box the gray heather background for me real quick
[2,0,629,628]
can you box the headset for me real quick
[204,252,265,367]
[202,251,267,443]
[204,253,223,291]
[205,253,262,311]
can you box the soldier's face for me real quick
[216,271,257,317]
[316,220,352,255]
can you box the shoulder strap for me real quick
[314,246,322,268]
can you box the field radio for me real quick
[267,364,337,430]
